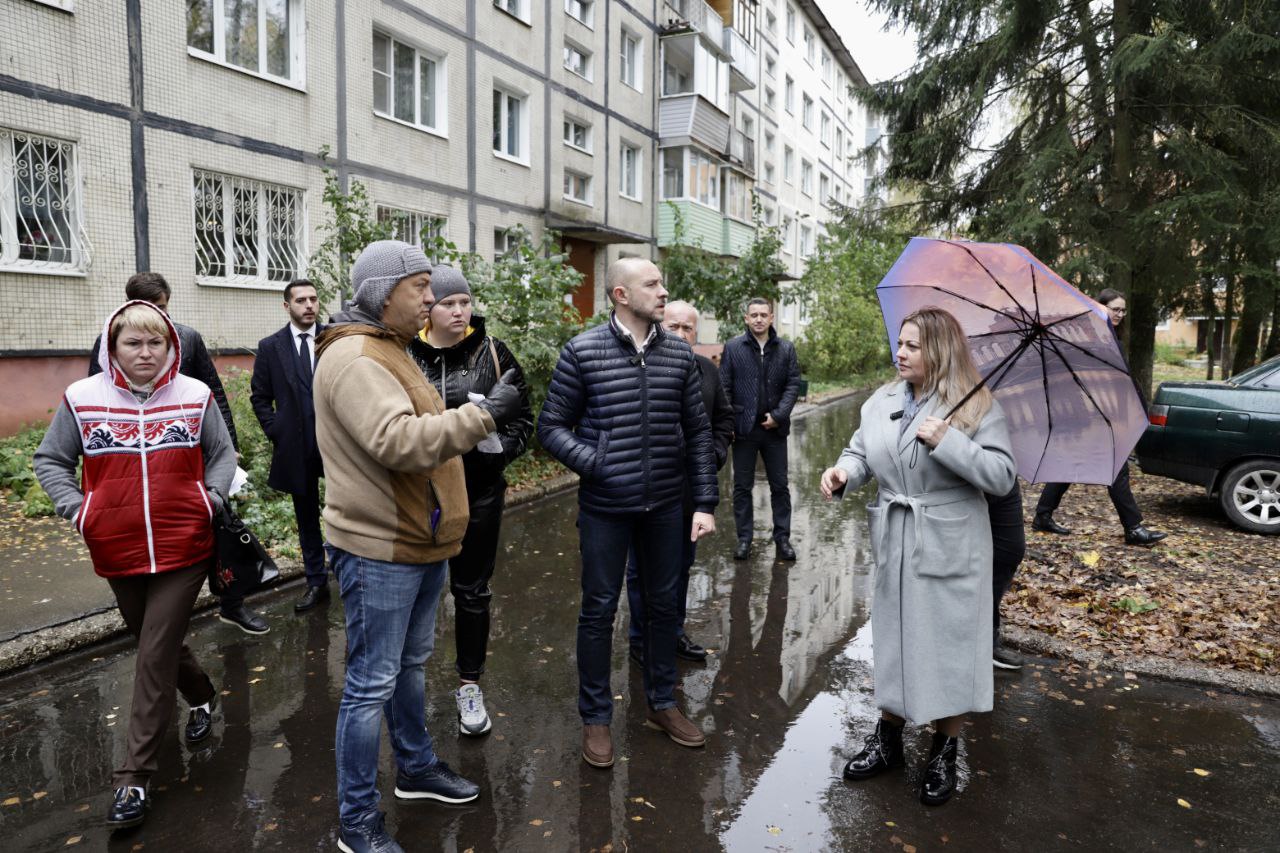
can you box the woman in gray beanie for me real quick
[409,264,534,737]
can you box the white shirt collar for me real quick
[289,321,316,339]
[611,313,658,353]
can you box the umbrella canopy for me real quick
[876,237,1148,486]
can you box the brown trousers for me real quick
[106,559,217,788]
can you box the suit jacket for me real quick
[251,323,324,494]
[683,353,734,517]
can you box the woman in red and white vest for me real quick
[35,300,236,830]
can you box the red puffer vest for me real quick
[64,301,216,578]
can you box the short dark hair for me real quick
[745,297,771,311]
[1096,288,1124,306]
[284,279,317,301]
[124,272,171,304]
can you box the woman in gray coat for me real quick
[820,307,1016,806]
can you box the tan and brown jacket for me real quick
[314,324,496,564]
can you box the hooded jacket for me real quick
[313,319,496,565]
[34,301,237,578]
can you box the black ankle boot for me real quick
[919,731,959,805]
[842,719,904,781]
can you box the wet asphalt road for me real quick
[1,395,1278,852]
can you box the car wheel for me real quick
[1218,460,1280,535]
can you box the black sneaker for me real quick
[185,694,218,743]
[106,786,147,829]
[337,810,402,853]
[218,602,269,635]
[393,761,480,804]
[993,647,1024,671]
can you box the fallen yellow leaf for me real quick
[2,797,20,807]
[767,826,781,836]
[1193,768,1210,777]
[529,819,544,826]
[1080,551,1101,568]
[1177,798,1192,809]
[65,837,82,846]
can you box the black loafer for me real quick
[775,539,797,561]
[1124,525,1167,546]
[675,635,708,662]
[1031,514,1072,535]
[733,541,751,560]
[185,694,217,743]
[294,584,331,613]
[218,603,269,635]
[106,786,147,829]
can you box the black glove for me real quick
[475,369,522,430]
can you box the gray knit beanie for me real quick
[350,240,432,316]
[429,264,471,303]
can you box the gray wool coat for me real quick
[835,381,1017,723]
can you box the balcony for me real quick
[722,26,757,91]
[657,200,752,258]
[659,93,731,153]
[728,129,755,174]
[662,0,726,55]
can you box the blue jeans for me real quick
[626,512,697,646]
[577,504,683,725]
[332,548,448,827]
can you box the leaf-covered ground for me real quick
[1007,469,1279,675]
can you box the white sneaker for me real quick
[456,683,492,736]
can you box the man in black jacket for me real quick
[538,258,719,770]
[720,298,803,561]
[251,280,328,613]
[625,300,733,665]
[89,272,267,635]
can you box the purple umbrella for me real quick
[876,237,1148,486]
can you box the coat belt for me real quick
[874,485,974,568]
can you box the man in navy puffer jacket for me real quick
[538,257,719,770]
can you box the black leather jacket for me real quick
[408,314,534,495]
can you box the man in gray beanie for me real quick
[313,240,524,853]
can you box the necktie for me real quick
[297,332,312,386]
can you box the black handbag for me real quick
[207,490,280,598]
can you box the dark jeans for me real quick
[1035,462,1143,531]
[450,479,505,681]
[625,512,697,646]
[577,503,684,725]
[732,425,791,543]
[107,559,217,788]
[293,474,327,587]
[987,483,1027,649]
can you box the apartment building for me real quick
[0,0,881,431]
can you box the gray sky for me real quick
[815,0,918,84]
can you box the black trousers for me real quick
[987,483,1027,649]
[1035,462,1143,531]
[732,425,791,543]
[450,479,506,681]
[293,473,326,587]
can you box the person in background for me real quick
[89,272,267,635]
[625,300,733,666]
[820,307,1017,806]
[250,279,329,613]
[37,300,236,830]
[720,298,803,561]
[313,241,524,853]
[1031,289,1167,546]
[988,485,1027,671]
[409,264,534,737]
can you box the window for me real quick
[764,161,775,185]
[0,129,90,272]
[763,205,776,225]
[494,0,529,23]
[800,159,813,195]
[377,206,447,261]
[765,54,776,79]
[780,214,793,253]
[785,5,795,43]
[620,143,642,200]
[492,88,527,161]
[799,224,813,257]
[802,94,813,129]
[373,32,445,133]
[821,50,831,85]
[723,170,751,222]
[783,145,794,183]
[781,298,794,323]
[563,42,592,80]
[803,27,815,64]
[620,30,642,90]
[661,147,718,208]
[494,227,523,261]
[819,173,830,203]
[784,76,794,113]
[764,131,775,154]
[563,117,592,153]
[661,35,727,110]
[187,0,303,85]
[564,0,593,26]
[835,127,844,160]
[193,169,303,287]
[564,170,592,204]
[765,9,777,34]
[764,86,775,110]
[820,111,831,146]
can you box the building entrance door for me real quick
[564,237,596,321]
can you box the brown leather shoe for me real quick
[582,724,614,768]
[644,708,706,748]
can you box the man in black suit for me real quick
[250,280,328,612]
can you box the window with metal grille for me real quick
[0,128,91,273]
[376,205,447,261]
[193,169,303,287]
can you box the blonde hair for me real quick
[901,307,992,433]
[109,303,171,352]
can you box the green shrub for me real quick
[222,368,302,556]
[1155,343,1192,366]
[0,425,57,517]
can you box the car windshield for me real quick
[1229,356,1280,389]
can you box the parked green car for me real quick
[1135,355,1280,535]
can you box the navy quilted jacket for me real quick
[720,326,803,437]
[537,317,719,515]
